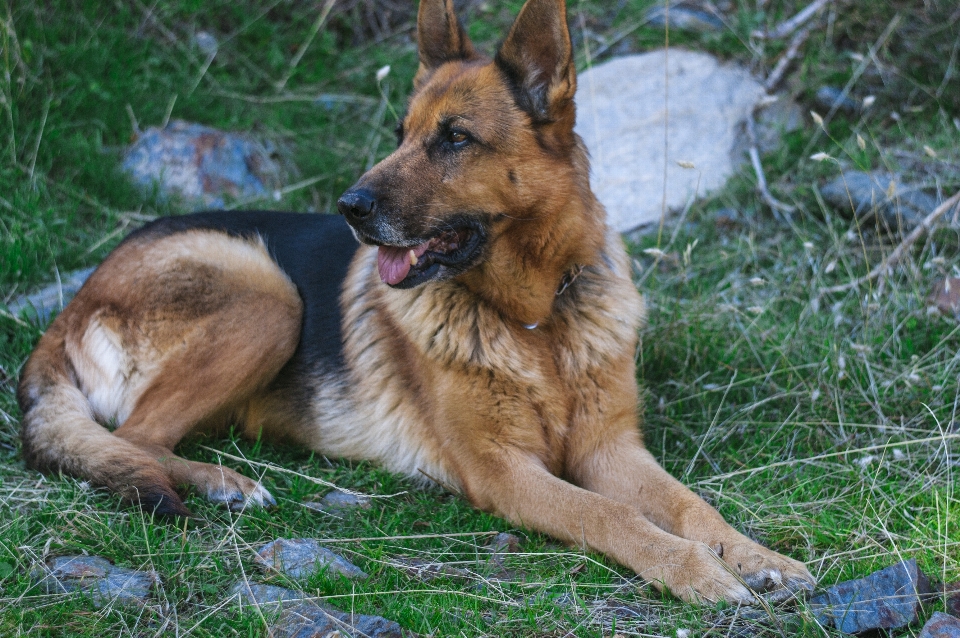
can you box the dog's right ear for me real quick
[414,0,476,87]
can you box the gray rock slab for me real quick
[920,613,960,638]
[32,555,158,608]
[810,559,931,634]
[576,50,766,233]
[820,171,938,229]
[6,267,95,324]
[231,580,404,638]
[122,120,282,209]
[256,538,368,580]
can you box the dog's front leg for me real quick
[568,428,815,601]
[458,445,757,604]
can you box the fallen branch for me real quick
[746,101,796,214]
[754,0,834,40]
[819,189,960,296]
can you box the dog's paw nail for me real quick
[251,484,276,508]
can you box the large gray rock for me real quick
[575,50,767,233]
[122,120,282,209]
[810,559,931,634]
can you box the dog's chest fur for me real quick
[308,228,645,489]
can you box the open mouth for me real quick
[374,224,484,288]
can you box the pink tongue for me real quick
[377,243,430,285]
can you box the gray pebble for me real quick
[816,86,859,114]
[32,555,158,608]
[256,538,368,580]
[489,532,521,555]
[919,612,960,638]
[318,489,372,512]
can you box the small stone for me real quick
[816,86,859,114]
[919,612,960,638]
[820,171,938,230]
[929,278,960,316]
[230,581,404,638]
[256,538,368,580]
[489,533,521,555]
[645,1,724,32]
[390,557,473,583]
[122,120,283,210]
[945,581,960,616]
[317,489,372,513]
[810,559,931,633]
[32,555,158,608]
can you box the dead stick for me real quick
[746,103,795,214]
[754,0,834,39]
[819,190,960,296]
[764,23,813,92]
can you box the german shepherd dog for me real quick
[18,0,814,604]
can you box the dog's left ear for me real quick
[495,0,576,124]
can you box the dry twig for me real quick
[819,190,960,296]
[746,101,796,214]
[764,22,814,93]
[754,0,835,40]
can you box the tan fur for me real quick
[18,0,815,603]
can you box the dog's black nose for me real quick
[337,189,377,221]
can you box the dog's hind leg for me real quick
[21,231,303,514]
[110,303,298,512]
[106,240,303,511]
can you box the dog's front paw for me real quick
[719,539,815,602]
[201,466,277,511]
[648,542,758,605]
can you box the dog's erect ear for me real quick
[415,0,476,85]
[495,0,576,124]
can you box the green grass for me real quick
[2,0,960,635]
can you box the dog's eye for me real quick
[446,129,470,147]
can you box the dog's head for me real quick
[339,0,603,315]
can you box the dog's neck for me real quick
[461,195,605,327]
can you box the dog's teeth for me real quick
[408,250,418,266]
